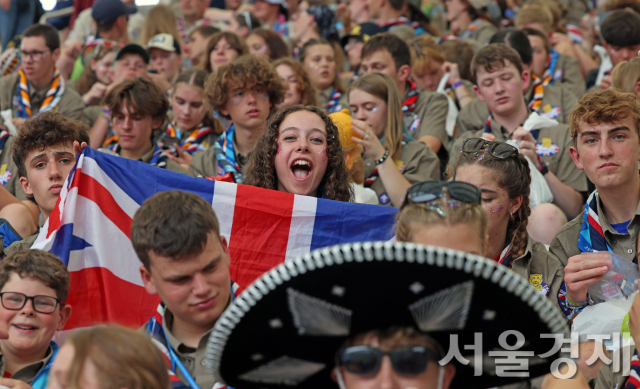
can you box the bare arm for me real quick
[89,115,111,149]
[545,172,584,217]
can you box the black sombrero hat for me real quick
[206,242,569,389]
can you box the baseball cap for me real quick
[114,43,150,64]
[147,34,182,55]
[340,23,384,48]
[250,0,288,10]
[467,0,490,10]
[92,0,137,26]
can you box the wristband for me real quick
[453,80,464,89]
[375,149,389,165]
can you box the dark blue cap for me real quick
[92,0,137,26]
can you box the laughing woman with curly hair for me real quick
[244,105,353,201]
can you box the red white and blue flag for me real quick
[31,147,397,334]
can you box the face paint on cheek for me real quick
[319,147,326,161]
[277,142,284,155]
[230,96,242,106]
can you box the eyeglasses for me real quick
[339,346,438,376]
[20,49,50,62]
[403,181,481,208]
[461,138,518,159]
[0,292,64,314]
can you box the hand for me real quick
[0,377,34,389]
[105,72,130,94]
[628,293,640,346]
[599,76,612,91]
[11,118,25,130]
[63,40,83,60]
[350,120,386,161]
[512,126,539,169]
[564,252,612,302]
[550,32,573,46]
[73,140,87,155]
[441,61,461,84]
[146,72,171,93]
[481,133,496,141]
[82,82,108,106]
[163,144,193,170]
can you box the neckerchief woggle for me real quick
[364,129,413,188]
[15,68,65,119]
[166,122,213,154]
[213,123,244,184]
[30,341,58,389]
[326,88,342,113]
[542,48,560,86]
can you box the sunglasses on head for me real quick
[461,138,518,159]
[339,345,438,376]
[403,181,481,209]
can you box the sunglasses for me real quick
[461,138,518,159]
[403,181,481,209]
[339,346,438,376]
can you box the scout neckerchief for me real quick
[528,75,544,113]
[166,122,213,154]
[484,110,541,141]
[30,341,58,389]
[577,190,614,255]
[364,130,413,188]
[626,349,640,389]
[15,68,65,119]
[379,16,424,34]
[436,35,458,44]
[213,123,244,184]
[112,142,169,168]
[325,88,342,113]
[101,108,119,149]
[0,129,10,155]
[401,79,419,114]
[494,232,513,267]
[541,48,560,86]
[273,14,289,37]
[459,18,487,39]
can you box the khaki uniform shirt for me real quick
[450,114,588,194]
[189,136,249,178]
[99,144,192,175]
[139,310,215,389]
[554,53,586,98]
[0,344,53,383]
[4,233,38,256]
[0,136,27,201]
[404,88,449,153]
[550,196,640,266]
[65,8,146,45]
[456,83,578,137]
[594,346,632,389]
[0,73,84,126]
[363,141,440,206]
[318,86,349,113]
[458,20,498,46]
[80,105,104,128]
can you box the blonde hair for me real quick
[407,36,445,76]
[64,326,171,389]
[140,5,182,46]
[612,57,640,94]
[348,73,403,160]
[396,201,488,249]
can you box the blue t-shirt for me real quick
[611,220,631,235]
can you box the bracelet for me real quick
[375,149,389,165]
[566,294,588,307]
[453,80,464,89]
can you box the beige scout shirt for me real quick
[458,20,498,46]
[189,136,249,178]
[1,136,27,201]
[0,73,84,126]
[318,86,349,113]
[363,141,440,206]
[450,114,588,194]
[100,144,192,175]
[404,88,450,152]
[554,53,586,98]
[0,344,54,384]
[455,83,579,137]
[550,196,640,266]
[4,233,38,256]
[594,346,632,389]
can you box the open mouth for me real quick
[291,159,313,180]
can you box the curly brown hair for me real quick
[244,105,353,202]
[272,57,319,107]
[0,249,70,301]
[204,55,286,120]
[452,146,532,260]
[202,31,248,73]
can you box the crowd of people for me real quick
[0,0,636,386]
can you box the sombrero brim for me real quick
[207,242,569,389]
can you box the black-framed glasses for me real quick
[403,181,481,209]
[0,292,64,314]
[461,138,518,159]
[20,49,50,62]
[339,345,438,376]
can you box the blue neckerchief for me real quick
[148,141,169,168]
[213,123,244,184]
[326,88,342,113]
[31,341,58,389]
[544,48,560,85]
[577,190,614,255]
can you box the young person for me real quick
[360,34,449,158]
[6,112,90,254]
[164,69,224,156]
[365,0,424,34]
[340,23,384,83]
[0,249,72,387]
[451,44,587,219]
[299,39,348,113]
[251,0,289,37]
[187,55,286,182]
[522,27,585,98]
[132,190,232,389]
[349,73,440,207]
[273,57,318,110]
[244,105,352,201]
[146,33,183,90]
[183,26,220,68]
[612,57,640,97]
[47,326,171,389]
[176,0,213,44]
[139,4,182,46]
[0,24,84,130]
[444,0,497,45]
[101,78,189,174]
[246,29,289,61]
[202,32,248,73]
[74,45,118,107]
[456,31,579,135]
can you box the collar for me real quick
[114,142,156,163]
[231,135,248,168]
[595,192,640,236]
[162,309,212,355]
[487,107,532,139]
[0,344,53,383]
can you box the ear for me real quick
[569,145,584,170]
[397,64,411,84]
[473,84,485,102]
[510,195,523,215]
[521,69,531,92]
[19,176,33,197]
[51,48,61,63]
[220,235,231,266]
[634,81,640,98]
[442,364,456,389]
[56,304,72,331]
[140,264,158,296]
[151,116,164,130]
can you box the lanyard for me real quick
[163,328,202,389]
